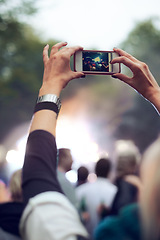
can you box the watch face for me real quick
[37,94,61,112]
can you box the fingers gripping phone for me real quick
[74,50,120,75]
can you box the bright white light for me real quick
[66,170,77,184]
[6,150,18,163]
[6,135,28,171]
[6,149,23,172]
[56,116,99,166]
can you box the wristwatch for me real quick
[37,94,61,112]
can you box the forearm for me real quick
[29,110,57,136]
[145,88,160,115]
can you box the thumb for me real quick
[112,73,131,83]
[72,71,85,79]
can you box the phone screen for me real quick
[82,51,113,72]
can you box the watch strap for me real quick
[34,102,59,114]
[34,94,61,115]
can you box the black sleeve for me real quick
[22,130,63,205]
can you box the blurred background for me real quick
[0,0,160,183]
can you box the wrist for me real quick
[39,83,62,97]
[34,94,61,116]
[146,87,160,114]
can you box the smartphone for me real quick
[74,50,120,75]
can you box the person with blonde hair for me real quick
[9,169,22,202]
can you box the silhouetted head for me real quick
[58,148,73,173]
[77,166,89,185]
[95,158,111,178]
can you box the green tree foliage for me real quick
[0,0,56,142]
[0,0,36,17]
[114,19,160,153]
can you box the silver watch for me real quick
[37,94,61,112]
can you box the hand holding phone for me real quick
[74,50,121,75]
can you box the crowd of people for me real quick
[0,42,160,240]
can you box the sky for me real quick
[28,0,160,50]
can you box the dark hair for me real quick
[95,158,111,178]
[77,166,89,182]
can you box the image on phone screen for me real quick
[82,51,112,72]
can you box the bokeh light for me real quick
[6,135,27,172]
[56,115,100,167]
